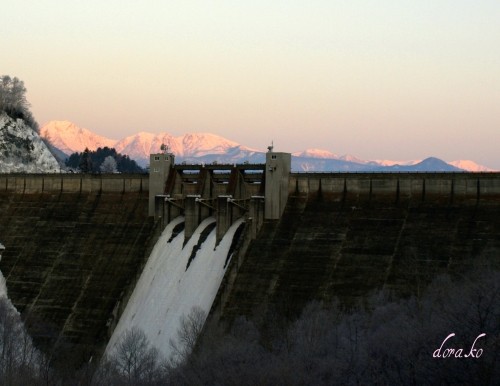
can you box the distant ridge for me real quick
[40,120,495,172]
[380,157,461,172]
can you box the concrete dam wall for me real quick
[0,174,155,367]
[215,172,500,324]
[290,172,500,201]
[1,173,148,194]
[1,171,500,368]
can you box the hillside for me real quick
[0,113,60,173]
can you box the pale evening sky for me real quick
[2,1,499,168]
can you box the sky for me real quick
[2,1,500,168]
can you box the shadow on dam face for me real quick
[0,190,156,368]
[218,190,500,325]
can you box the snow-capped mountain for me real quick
[114,132,254,166]
[41,121,259,167]
[449,160,495,172]
[374,159,421,167]
[378,157,461,172]
[0,113,60,173]
[39,120,496,172]
[293,149,339,159]
[114,132,178,164]
[292,156,463,172]
[40,120,116,155]
[292,149,371,165]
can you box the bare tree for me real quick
[163,269,499,386]
[0,297,47,385]
[104,327,164,385]
[169,306,207,365]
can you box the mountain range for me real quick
[40,120,495,172]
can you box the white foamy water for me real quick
[106,216,244,359]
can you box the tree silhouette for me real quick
[78,148,93,173]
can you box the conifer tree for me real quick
[79,148,93,173]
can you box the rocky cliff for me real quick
[0,113,60,173]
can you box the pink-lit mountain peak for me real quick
[40,120,116,155]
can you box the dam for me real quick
[1,150,500,368]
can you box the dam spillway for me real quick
[106,216,245,359]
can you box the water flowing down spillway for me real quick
[106,216,244,359]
